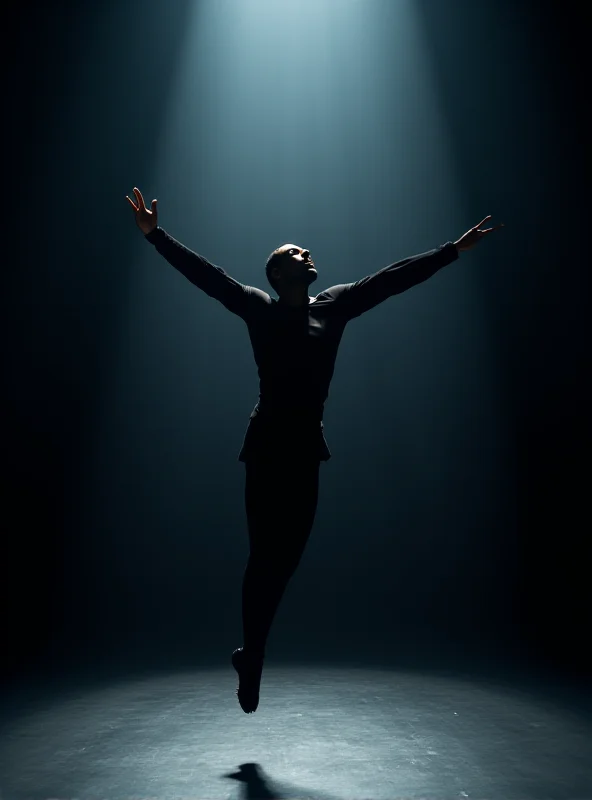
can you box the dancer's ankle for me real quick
[243,644,265,660]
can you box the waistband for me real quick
[249,404,324,425]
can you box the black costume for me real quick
[145,227,458,657]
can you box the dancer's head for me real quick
[265,244,317,295]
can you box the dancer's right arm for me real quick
[125,187,263,318]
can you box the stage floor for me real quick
[1,656,591,800]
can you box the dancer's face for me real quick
[271,244,317,288]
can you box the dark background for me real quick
[2,0,588,686]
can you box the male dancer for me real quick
[126,187,503,713]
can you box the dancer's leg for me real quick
[242,457,320,656]
[233,456,320,712]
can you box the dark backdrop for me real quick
[2,0,588,684]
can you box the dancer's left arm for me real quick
[325,215,504,319]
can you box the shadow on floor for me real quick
[224,761,343,800]
[225,763,285,799]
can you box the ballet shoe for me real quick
[232,646,265,714]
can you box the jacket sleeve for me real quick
[323,242,459,320]
[145,227,268,318]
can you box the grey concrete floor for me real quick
[1,659,591,800]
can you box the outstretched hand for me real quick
[454,215,504,253]
[125,187,158,235]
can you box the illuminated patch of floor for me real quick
[1,665,590,799]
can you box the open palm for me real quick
[126,187,158,234]
[455,215,504,252]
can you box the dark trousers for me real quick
[241,456,321,657]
